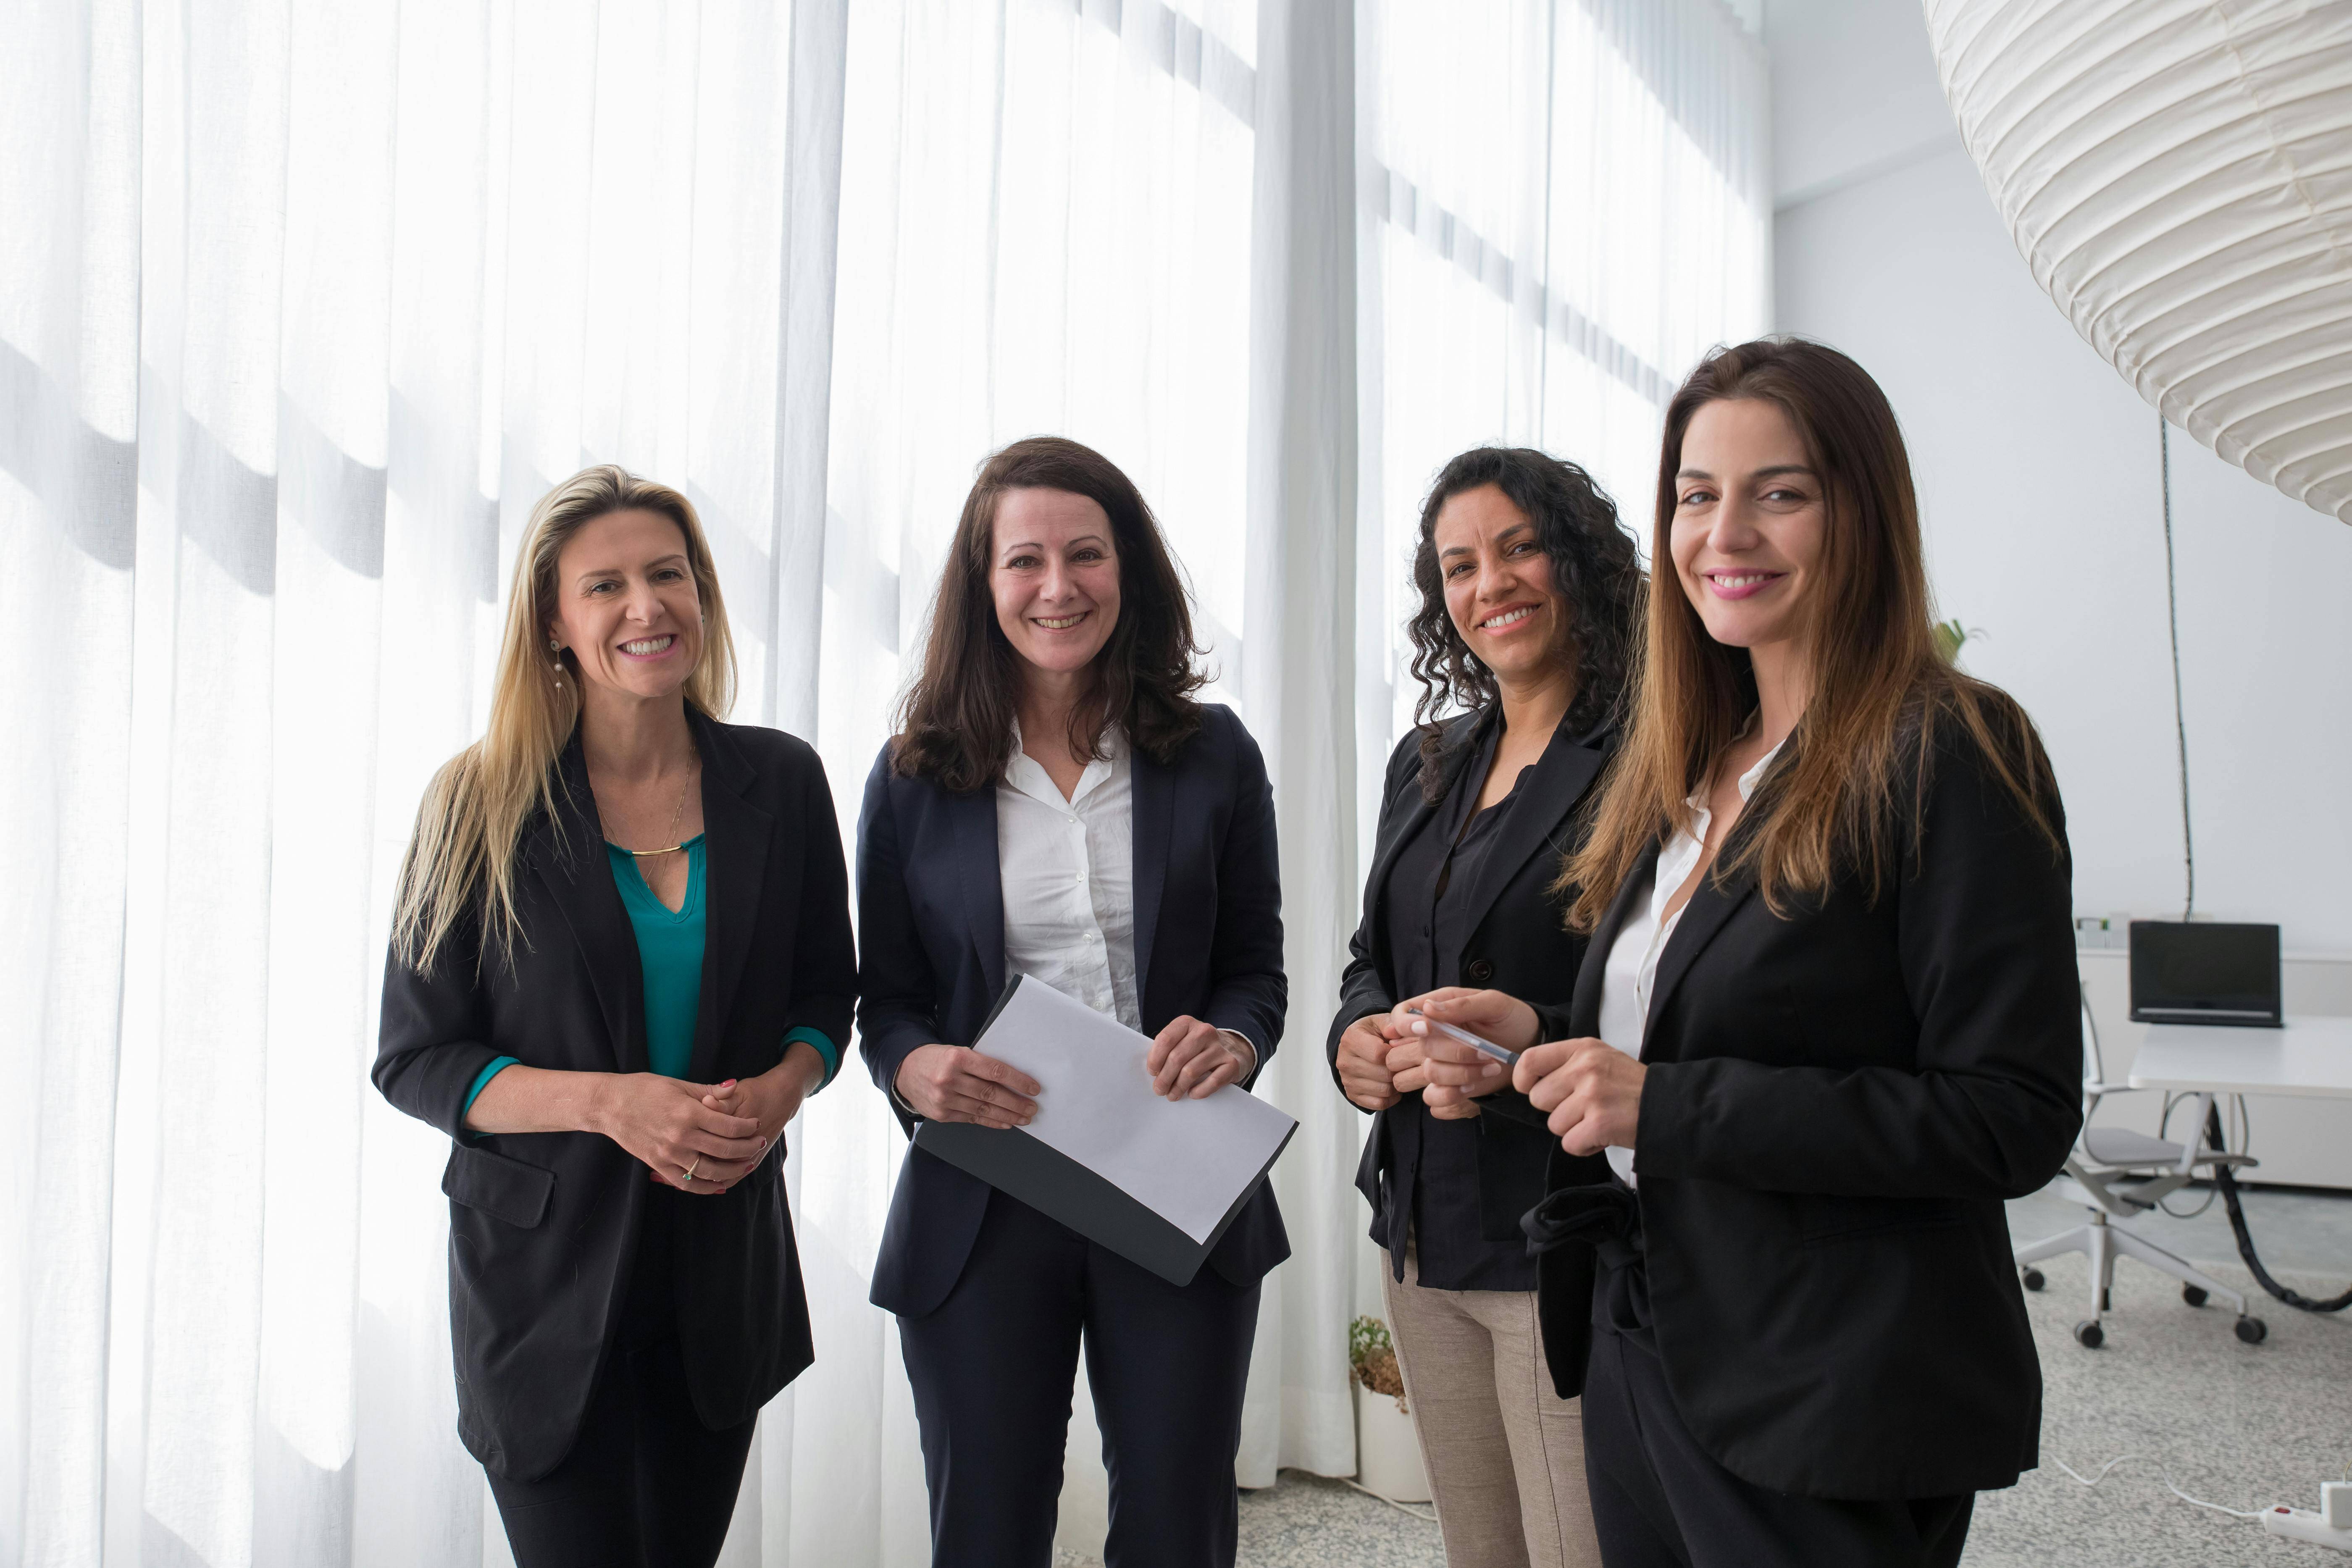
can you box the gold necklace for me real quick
[606,763,695,857]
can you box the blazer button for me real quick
[1467,958,1494,983]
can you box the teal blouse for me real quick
[461,835,839,1120]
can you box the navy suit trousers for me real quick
[897,1190,1261,1568]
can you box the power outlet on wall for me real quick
[2074,913,2131,950]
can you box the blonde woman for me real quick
[375,465,855,1567]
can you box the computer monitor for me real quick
[2128,921,2282,1028]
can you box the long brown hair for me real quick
[1563,338,2057,928]
[1406,446,1644,803]
[892,437,1206,791]
[392,465,736,971]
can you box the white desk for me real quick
[2128,1016,2352,1100]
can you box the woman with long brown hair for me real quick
[856,436,1287,1567]
[1406,340,2082,1567]
[375,466,855,1565]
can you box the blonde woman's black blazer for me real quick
[373,712,857,1480]
[1526,722,2081,1500]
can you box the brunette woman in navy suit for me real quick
[856,436,1288,1568]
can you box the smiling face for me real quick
[1669,397,1826,655]
[989,486,1122,680]
[1433,483,1570,690]
[546,507,704,704]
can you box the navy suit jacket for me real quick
[856,703,1292,1318]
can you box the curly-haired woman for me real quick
[1328,447,1642,1568]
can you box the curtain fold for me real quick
[2,1,1767,1563]
[1239,0,1362,1493]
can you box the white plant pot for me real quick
[1353,1378,1431,1504]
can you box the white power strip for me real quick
[2265,1507,2352,1550]
[2263,1483,2352,1552]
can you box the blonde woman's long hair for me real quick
[1560,339,2057,929]
[392,465,737,973]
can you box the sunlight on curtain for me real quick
[5,3,832,1564]
[3,1,1768,1564]
[1358,0,1770,754]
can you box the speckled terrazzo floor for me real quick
[1140,1186,2352,1568]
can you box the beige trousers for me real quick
[1380,1242,1602,1568]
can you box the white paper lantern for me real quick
[1923,0,2352,524]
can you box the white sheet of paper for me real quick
[970,974,1298,1245]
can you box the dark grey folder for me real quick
[912,979,1296,1287]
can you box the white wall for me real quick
[1767,1,2352,953]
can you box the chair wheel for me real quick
[2181,1284,2208,1307]
[2236,1317,2268,1345]
[2021,1267,2045,1292]
[2074,1320,2104,1348]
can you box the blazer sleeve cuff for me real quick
[782,1026,841,1090]
[456,1056,520,1144]
[1527,1002,1577,1045]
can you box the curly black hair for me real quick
[1406,447,1645,803]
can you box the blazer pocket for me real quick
[442,1143,556,1229]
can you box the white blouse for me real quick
[994,723,1255,1073]
[998,722,1143,1032]
[1594,736,1786,1187]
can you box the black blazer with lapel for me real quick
[855,702,1290,1319]
[1527,719,2082,1500]
[373,712,857,1481]
[1326,708,1611,1277]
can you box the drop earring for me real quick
[549,636,565,684]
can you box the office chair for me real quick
[2012,985,2268,1347]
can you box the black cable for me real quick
[2160,416,2194,921]
[2204,1102,2352,1312]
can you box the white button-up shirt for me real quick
[1594,735,1786,1187]
[993,721,1254,1074]
[999,722,1144,1031]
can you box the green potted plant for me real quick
[1932,617,1979,662]
[1348,1315,1430,1502]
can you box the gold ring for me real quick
[681,1158,702,1185]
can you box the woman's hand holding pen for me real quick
[1405,988,1646,1154]
[1383,1032,1482,1120]
[896,1044,1042,1129]
[1509,1040,1644,1155]
[1394,987,1535,1119]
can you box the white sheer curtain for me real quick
[6,2,844,1563]
[3,1,1766,1564]
[1357,0,1770,750]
